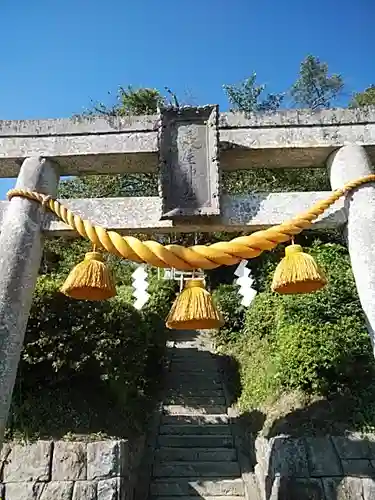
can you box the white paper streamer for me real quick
[132,265,149,310]
[234,259,257,307]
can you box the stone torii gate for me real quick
[0,106,375,445]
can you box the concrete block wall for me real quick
[0,437,145,500]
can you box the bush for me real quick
[219,241,375,412]
[7,274,176,440]
[212,284,246,345]
[273,317,372,394]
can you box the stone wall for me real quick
[254,433,375,499]
[0,437,145,500]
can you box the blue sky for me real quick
[0,0,374,197]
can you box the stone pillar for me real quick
[0,157,59,445]
[328,145,375,355]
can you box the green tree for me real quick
[60,86,169,199]
[84,86,164,117]
[223,73,284,114]
[290,55,344,109]
[349,85,375,108]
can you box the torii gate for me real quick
[0,105,375,445]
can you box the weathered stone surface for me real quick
[0,443,11,481]
[39,481,73,500]
[161,414,229,425]
[254,462,266,499]
[341,458,375,476]
[159,105,220,218]
[305,437,342,477]
[0,438,143,500]
[2,108,375,177]
[363,477,375,500]
[5,482,44,500]
[332,434,372,459]
[329,145,375,353]
[52,442,86,481]
[72,480,97,500]
[243,473,262,500]
[4,441,53,482]
[127,435,145,474]
[0,157,59,443]
[159,424,230,435]
[254,435,375,498]
[97,478,125,500]
[323,476,363,500]
[164,395,226,406]
[257,436,309,478]
[269,477,325,500]
[155,447,237,462]
[158,435,233,448]
[150,478,245,497]
[163,404,226,416]
[153,461,240,478]
[87,441,128,480]
[6,192,343,236]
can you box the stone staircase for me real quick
[149,331,247,500]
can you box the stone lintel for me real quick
[1,107,375,177]
[0,192,346,235]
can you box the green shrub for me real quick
[244,292,281,340]
[220,241,375,412]
[232,335,279,408]
[7,274,176,440]
[212,284,246,345]
[273,317,373,394]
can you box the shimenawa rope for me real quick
[7,174,375,271]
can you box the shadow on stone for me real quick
[253,395,375,499]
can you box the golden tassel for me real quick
[271,244,327,294]
[166,279,224,330]
[60,251,116,301]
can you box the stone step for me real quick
[154,461,241,478]
[169,359,216,366]
[170,370,220,379]
[168,372,220,380]
[167,382,223,392]
[169,354,217,361]
[167,375,222,384]
[150,478,245,497]
[167,372,222,382]
[155,447,237,462]
[164,396,226,406]
[163,405,227,416]
[166,389,225,398]
[172,342,210,349]
[169,361,219,376]
[170,354,216,362]
[158,435,234,448]
[152,496,243,500]
[169,355,217,363]
[161,414,229,425]
[159,424,231,435]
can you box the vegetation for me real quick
[10,53,375,440]
[349,84,375,108]
[213,56,375,435]
[223,73,284,113]
[213,241,375,434]
[7,266,176,441]
[290,55,344,109]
